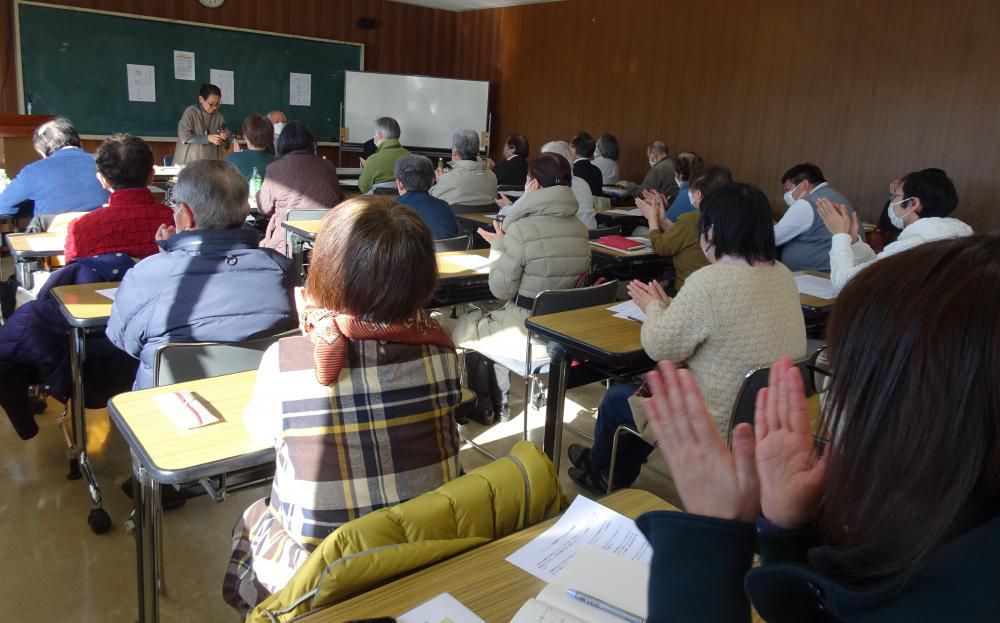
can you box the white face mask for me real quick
[783,181,804,207]
[688,190,696,207]
[648,158,657,168]
[888,197,911,229]
[273,122,285,137]
[675,176,683,187]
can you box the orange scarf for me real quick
[300,307,456,385]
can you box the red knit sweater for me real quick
[64,188,174,262]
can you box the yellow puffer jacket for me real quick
[249,440,566,622]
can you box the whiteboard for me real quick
[344,71,489,151]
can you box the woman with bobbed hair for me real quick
[490,133,530,186]
[223,196,462,613]
[639,234,1000,621]
[593,133,620,185]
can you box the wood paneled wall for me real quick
[489,0,1000,231]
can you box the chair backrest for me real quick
[152,329,298,386]
[588,225,622,239]
[26,211,89,233]
[287,209,331,222]
[434,234,471,252]
[450,203,497,216]
[726,357,818,445]
[531,280,620,317]
[593,196,612,213]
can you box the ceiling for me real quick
[389,0,564,12]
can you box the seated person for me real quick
[639,165,732,291]
[64,134,173,262]
[490,134,529,186]
[430,129,498,206]
[616,141,678,200]
[818,168,972,293]
[570,132,604,196]
[394,155,460,240]
[358,117,410,193]
[267,110,286,146]
[256,121,342,255]
[106,160,299,390]
[593,133,620,185]
[497,140,597,229]
[226,113,275,180]
[0,117,109,220]
[664,151,703,222]
[453,153,591,418]
[568,183,807,491]
[775,162,853,272]
[222,196,462,613]
[639,235,1000,622]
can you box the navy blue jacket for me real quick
[637,510,1000,622]
[396,190,460,240]
[105,228,299,389]
[0,147,109,216]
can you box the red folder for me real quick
[595,235,647,251]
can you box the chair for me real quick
[286,208,331,275]
[434,234,471,252]
[368,180,399,196]
[450,202,497,216]
[606,354,822,494]
[588,225,622,239]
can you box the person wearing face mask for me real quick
[358,117,411,193]
[489,134,530,186]
[774,162,853,272]
[567,183,807,492]
[106,160,299,390]
[267,110,287,147]
[817,168,972,294]
[616,141,679,200]
[452,153,591,421]
[173,83,230,165]
[641,165,731,291]
[495,140,597,229]
[662,152,704,222]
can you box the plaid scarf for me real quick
[300,307,456,385]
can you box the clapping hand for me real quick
[495,193,513,208]
[154,223,176,253]
[644,361,761,523]
[627,279,669,312]
[816,198,859,242]
[478,219,504,244]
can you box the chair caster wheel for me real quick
[88,508,112,534]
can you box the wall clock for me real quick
[199,0,225,8]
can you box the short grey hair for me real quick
[394,155,434,192]
[171,160,249,229]
[33,117,81,156]
[648,141,669,157]
[541,140,573,163]
[452,129,480,160]
[375,117,401,139]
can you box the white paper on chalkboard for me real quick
[173,50,195,81]
[210,68,235,105]
[126,64,156,103]
[289,72,311,106]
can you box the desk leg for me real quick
[15,259,32,290]
[543,344,569,473]
[133,456,161,623]
[67,325,111,534]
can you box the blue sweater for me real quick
[665,181,695,222]
[396,190,460,240]
[0,147,109,216]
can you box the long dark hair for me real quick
[820,234,1000,580]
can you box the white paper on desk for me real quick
[537,544,649,623]
[795,274,836,300]
[607,300,646,323]
[602,185,628,198]
[446,254,491,272]
[25,236,65,252]
[209,68,235,105]
[627,236,651,246]
[173,50,195,80]
[126,64,156,103]
[95,288,118,301]
[289,72,312,106]
[605,208,642,216]
[511,599,586,623]
[505,495,651,583]
[398,592,485,623]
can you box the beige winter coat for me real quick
[430,159,498,206]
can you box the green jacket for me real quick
[357,138,410,193]
[648,210,709,290]
[249,441,566,622]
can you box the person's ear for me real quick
[96,171,112,191]
[145,169,155,187]
[693,189,703,207]
[907,197,923,216]
[396,179,406,194]
[175,203,195,231]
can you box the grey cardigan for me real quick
[173,104,230,165]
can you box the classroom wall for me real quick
[487,0,1000,231]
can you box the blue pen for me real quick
[566,588,645,623]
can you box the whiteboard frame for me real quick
[14,0,365,115]
[343,70,490,152]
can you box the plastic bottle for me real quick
[0,169,9,192]
[437,157,445,172]
[248,167,262,210]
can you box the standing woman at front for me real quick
[173,83,230,165]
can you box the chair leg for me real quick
[459,428,497,461]
[607,425,653,494]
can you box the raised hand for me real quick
[627,279,669,312]
[644,361,760,523]
[816,198,852,236]
[754,356,830,529]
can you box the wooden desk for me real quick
[51,282,118,535]
[298,489,674,622]
[434,249,492,306]
[456,212,497,227]
[282,219,324,242]
[526,305,652,469]
[6,231,66,287]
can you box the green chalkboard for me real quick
[17,2,363,141]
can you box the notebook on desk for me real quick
[591,235,650,254]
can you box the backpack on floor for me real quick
[462,350,503,426]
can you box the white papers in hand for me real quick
[446,254,491,272]
[398,592,485,623]
[505,495,652,583]
[95,288,118,301]
[607,300,646,322]
[795,274,836,300]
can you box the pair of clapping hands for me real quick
[816,178,903,242]
[635,189,671,230]
[645,356,828,527]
